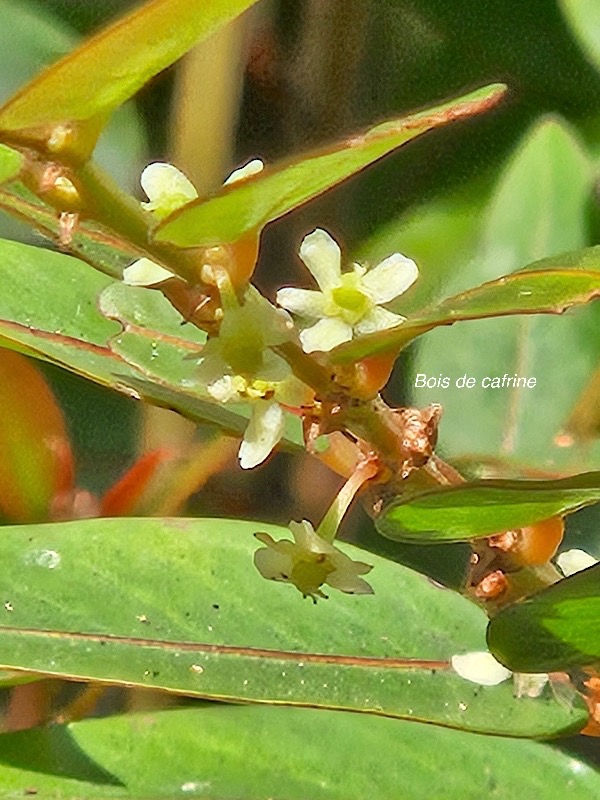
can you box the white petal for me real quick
[360,253,419,303]
[122,258,174,286]
[556,549,598,577]
[298,229,342,291]
[239,401,285,469]
[326,570,374,594]
[289,520,332,554]
[276,288,327,318]
[224,158,264,185]
[141,162,197,204]
[254,547,293,581]
[353,306,404,335]
[207,375,240,403]
[451,652,512,686]
[299,317,352,353]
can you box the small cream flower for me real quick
[254,520,373,602]
[123,159,264,287]
[194,284,301,470]
[556,548,598,577]
[276,229,418,353]
[451,651,512,686]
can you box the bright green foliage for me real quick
[155,85,507,247]
[0,0,596,793]
[0,517,586,737]
[377,472,600,542]
[0,143,21,184]
[0,706,597,799]
[488,563,600,671]
[0,0,261,139]
[332,262,600,360]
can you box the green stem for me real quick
[316,458,378,543]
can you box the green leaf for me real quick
[407,118,600,471]
[331,263,600,361]
[0,517,586,737]
[0,0,260,141]
[0,0,146,189]
[155,84,507,247]
[488,562,600,672]
[0,143,21,184]
[0,237,303,446]
[376,472,600,543]
[560,0,600,73]
[0,706,598,799]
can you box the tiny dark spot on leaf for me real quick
[212,604,220,610]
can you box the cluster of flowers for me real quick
[123,160,419,472]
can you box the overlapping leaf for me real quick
[376,472,600,542]
[155,84,507,248]
[488,562,600,672]
[0,237,302,445]
[0,706,597,799]
[0,517,586,737]
[0,0,261,140]
[332,262,600,361]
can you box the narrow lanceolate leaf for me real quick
[376,472,600,543]
[155,84,507,248]
[0,707,598,800]
[332,264,600,361]
[0,518,586,737]
[0,0,260,137]
[488,562,600,672]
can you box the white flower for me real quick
[254,520,373,602]
[140,161,198,220]
[556,549,598,577]
[122,257,174,286]
[451,651,512,686]
[276,229,418,353]
[123,159,265,287]
[223,158,264,186]
[193,284,302,470]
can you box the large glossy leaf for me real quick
[376,472,600,543]
[0,706,598,800]
[0,237,303,446]
[488,562,600,672]
[0,517,586,737]
[155,84,507,247]
[331,262,600,361]
[0,0,260,138]
[409,118,600,471]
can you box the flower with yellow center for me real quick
[276,229,419,353]
[254,520,373,602]
[193,279,306,470]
